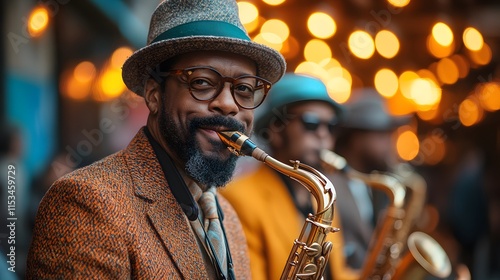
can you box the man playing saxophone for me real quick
[330,89,411,271]
[220,73,357,280]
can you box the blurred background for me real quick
[1,0,499,279]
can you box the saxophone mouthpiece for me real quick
[320,149,349,172]
[216,131,258,157]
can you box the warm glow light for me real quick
[304,39,332,64]
[459,98,483,126]
[295,61,329,81]
[449,54,470,78]
[111,47,134,69]
[73,61,96,83]
[427,35,455,58]
[243,15,261,33]
[399,71,420,99]
[307,12,337,39]
[97,68,127,101]
[463,27,484,51]
[348,30,375,59]
[417,106,440,121]
[374,68,399,98]
[263,0,286,6]
[60,70,90,101]
[261,19,289,43]
[477,83,500,111]
[387,93,416,115]
[66,77,91,100]
[387,0,411,8]
[469,43,492,66]
[281,36,300,59]
[432,22,454,46]
[436,57,459,85]
[410,78,442,109]
[396,129,420,161]
[237,2,259,25]
[375,30,400,59]
[417,69,439,85]
[28,6,50,37]
[326,77,351,103]
[253,33,283,51]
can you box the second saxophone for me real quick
[320,149,451,280]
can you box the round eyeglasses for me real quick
[161,66,272,110]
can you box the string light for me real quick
[28,6,50,37]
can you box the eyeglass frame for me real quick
[298,112,339,134]
[156,66,272,110]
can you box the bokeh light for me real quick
[374,68,399,98]
[436,57,459,85]
[348,30,375,59]
[468,43,492,66]
[449,54,470,78]
[427,34,455,58]
[396,129,420,161]
[237,2,259,25]
[253,33,283,51]
[304,39,331,63]
[261,19,289,43]
[375,30,400,59]
[459,98,483,126]
[387,0,411,8]
[432,22,454,46]
[263,0,286,6]
[399,70,420,99]
[410,78,442,110]
[477,82,500,112]
[307,12,337,39]
[463,27,484,51]
[111,47,134,69]
[73,61,96,83]
[28,6,50,37]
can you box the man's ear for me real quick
[144,79,162,114]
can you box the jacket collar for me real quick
[123,127,209,278]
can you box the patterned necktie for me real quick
[193,186,228,278]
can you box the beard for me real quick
[158,105,246,187]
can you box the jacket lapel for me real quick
[124,128,208,279]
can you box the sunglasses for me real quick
[299,112,338,134]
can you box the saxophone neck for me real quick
[320,149,406,207]
[217,131,336,216]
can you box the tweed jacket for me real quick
[220,165,359,280]
[26,128,251,279]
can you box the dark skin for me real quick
[266,101,337,211]
[143,51,257,187]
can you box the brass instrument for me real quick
[217,131,338,280]
[319,149,451,280]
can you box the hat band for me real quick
[151,20,251,44]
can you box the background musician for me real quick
[221,73,357,280]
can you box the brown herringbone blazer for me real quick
[26,128,251,279]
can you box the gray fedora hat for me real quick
[340,88,411,131]
[122,0,286,95]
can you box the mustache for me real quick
[188,115,246,134]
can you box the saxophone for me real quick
[319,149,451,280]
[217,131,339,280]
